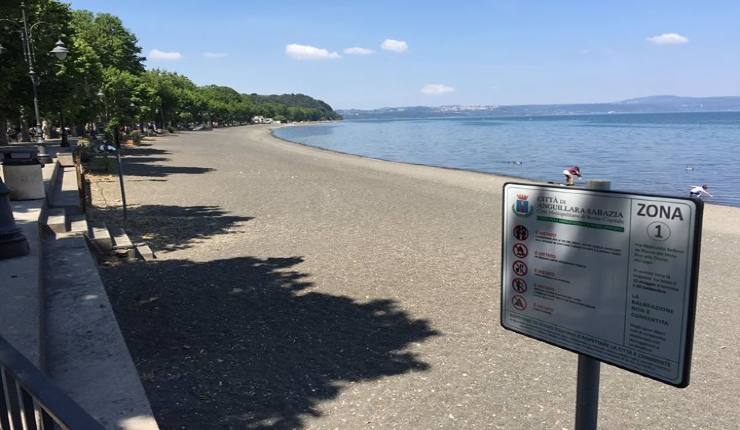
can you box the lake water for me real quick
[273,112,740,207]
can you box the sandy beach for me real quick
[96,125,740,429]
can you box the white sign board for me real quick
[501,183,702,387]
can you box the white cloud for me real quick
[285,44,340,60]
[381,39,408,53]
[203,52,228,58]
[343,47,375,55]
[421,84,454,95]
[148,49,182,60]
[647,33,689,45]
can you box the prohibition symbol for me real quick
[512,278,528,293]
[512,294,527,311]
[513,243,528,258]
[512,260,528,276]
[513,225,529,241]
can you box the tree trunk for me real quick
[20,116,31,142]
[0,116,8,146]
[113,127,120,148]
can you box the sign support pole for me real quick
[575,355,600,430]
[115,149,127,223]
[572,179,611,430]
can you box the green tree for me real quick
[40,34,104,135]
[99,67,141,143]
[142,70,200,127]
[0,0,74,142]
[70,10,144,73]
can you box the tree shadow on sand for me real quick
[101,256,439,429]
[117,145,214,177]
[92,205,252,252]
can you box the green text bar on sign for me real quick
[537,215,625,232]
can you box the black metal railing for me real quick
[0,335,104,430]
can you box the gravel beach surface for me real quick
[96,125,740,429]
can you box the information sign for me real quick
[501,183,702,387]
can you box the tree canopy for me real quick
[0,0,341,143]
[70,10,145,74]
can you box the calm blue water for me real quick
[274,112,740,207]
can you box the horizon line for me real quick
[334,94,740,111]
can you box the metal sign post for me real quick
[573,180,611,430]
[575,354,600,429]
[94,142,128,222]
[115,148,127,222]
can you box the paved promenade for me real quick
[97,125,739,429]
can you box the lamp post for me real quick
[0,2,69,163]
[50,39,70,147]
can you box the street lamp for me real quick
[96,90,105,143]
[49,39,70,147]
[49,39,68,60]
[0,2,70,163]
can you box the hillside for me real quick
[249,93,342,121]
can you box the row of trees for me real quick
[0,0,340,144]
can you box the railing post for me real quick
[2,368,24,429]
[0,336,106,429]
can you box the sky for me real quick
[68,0,740,110]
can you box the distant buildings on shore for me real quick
[251,116,274,124]
[338,95,740,120]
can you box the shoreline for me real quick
[269,123,737,206]
[261,124,740,237]
[268,123,533,187]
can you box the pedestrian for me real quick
[689,184,712,199]
[563,166,582,186]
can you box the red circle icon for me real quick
[512,260,528,276]
[512,278,528,293]
[512,294,527,311]
[513,243,528,258]
[513,225,529,241]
